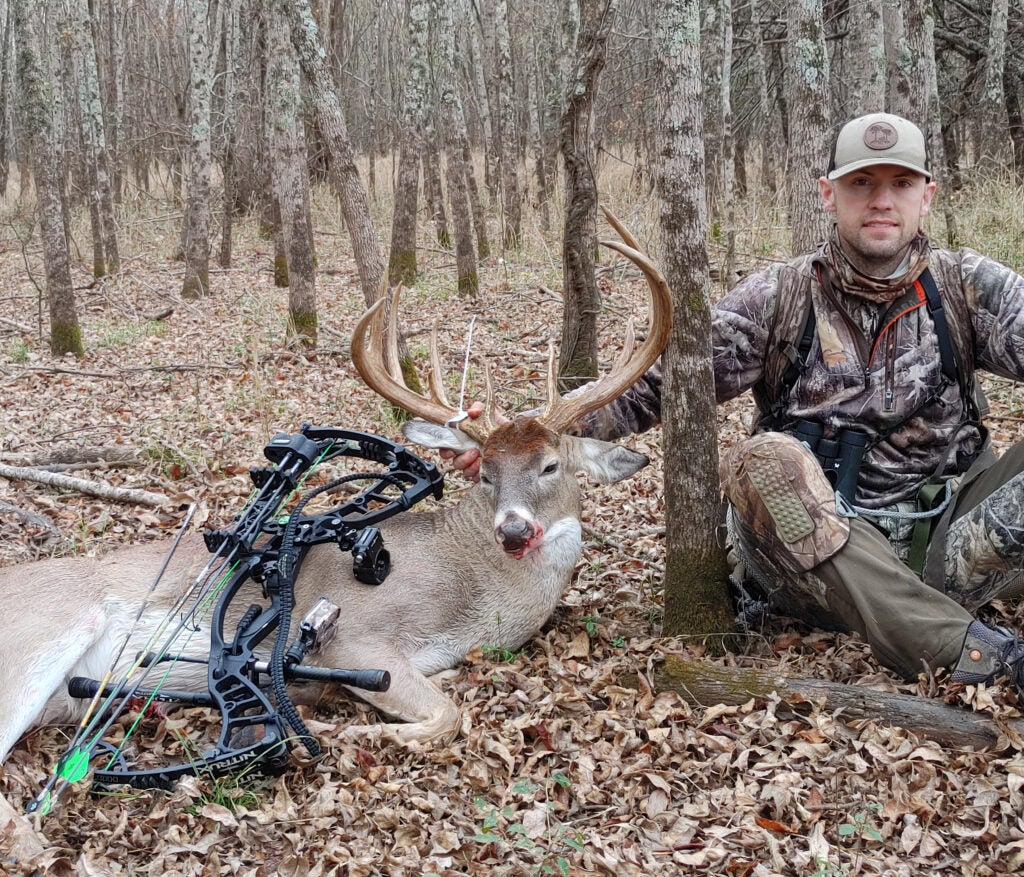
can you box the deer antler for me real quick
[536,206,672,433]
[351,207,670,442]
[350,283,501,445]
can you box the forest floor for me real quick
[2,182,1024,876]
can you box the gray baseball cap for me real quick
[826,113,930,180]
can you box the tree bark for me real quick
[72,0,119,277]
[218,0,240,268]
[14,0,82,356]
[558,0,616,390]
[652,654,1024,751]
[493,0,521,249]
[388,0,431,286]
[181,0,213,299]
[978,0,1009,167]
[268,0,317,346]
[438,0,479,296]
[844,0,885,117]
[282,0,384,307]
[653,0,733,642]
[748,0,778,195]
[784,0,830,254]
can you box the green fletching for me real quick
[58,747,91,783]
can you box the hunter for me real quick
[449,112,1024,694]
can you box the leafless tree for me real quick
[559,0,616,390]
[267,0,317,345]
[180,0,214,299]
[388,0,431,285]
[14,0,81,355]
[784,0,830,253]
[652,0,731,640]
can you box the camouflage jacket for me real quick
[584,238,1024,508]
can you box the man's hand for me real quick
[439,402,484,481]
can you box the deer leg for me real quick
[337,656,462,745]
[0,605,113,764]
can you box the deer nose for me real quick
[495,514,538,556]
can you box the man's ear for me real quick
[818,176,837,213]
[560,435,649,484]
[402,419,482,452]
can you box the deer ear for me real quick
[402,419,483,452]
[561,436,649,483]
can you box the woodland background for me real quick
[2,0,1024,874]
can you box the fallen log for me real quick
[0,463,167,508]
[653,654,1024,750]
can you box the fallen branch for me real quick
[653,654,1024,750]
[0,499,62,537]
[0,463,167,508]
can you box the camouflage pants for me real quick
[723,432,1024,680]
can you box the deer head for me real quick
[350,209,671,559]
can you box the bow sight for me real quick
[32,425,443,806]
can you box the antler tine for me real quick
[540,341,559,420]
[538,225,672,434]
[480,361,503,435]
[600,204,642,251]
[383,284,406,384]
[351,287,494,445]
[614,318,636,374]
[427,322,451,408]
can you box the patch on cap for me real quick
[864,121,898,151]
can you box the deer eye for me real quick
[542,461,559,475]
[480,473,493,486]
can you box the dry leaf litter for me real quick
[1,213,1023,876]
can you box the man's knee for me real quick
[722,431,850,575]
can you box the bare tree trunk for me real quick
[493,0,521,249]
[720,0,736,287]
[0,5,12,198]
[784,0,830,254]
[898,0,927,123]
[845,0,885,116]
[14,0,82,356]
[465,143,491,259]
[884,0,915,118]
[268,0,316,346]
[282,0,384,307]
[71,0,119,277]
[701,0,724,214]
[423,133,451,248]
[558,0,616,390]
[653,0,732,642]
[181,0,213,299]
[978,0,1009,168]
[529,57,551,233]
[471,0,498,203]
[921,1,958,246]
[219,0,240,268]
[388,0,431,285]
[104,0,125,205]
[748,0,777,194]
[438,0,478,296]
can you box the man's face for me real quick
[817,164,937,276]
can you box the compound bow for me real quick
[27,425,444,813]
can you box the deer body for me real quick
[0,212,670,851]
[0,424,646,764]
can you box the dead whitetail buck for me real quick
[0,218,669,828]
